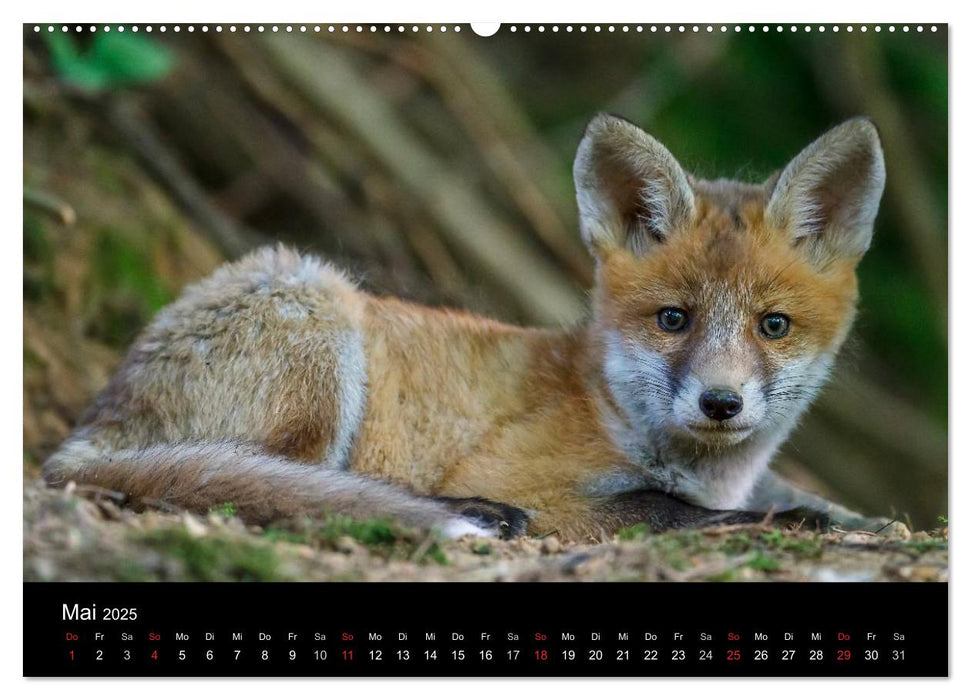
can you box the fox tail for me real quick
[41,437,515,538]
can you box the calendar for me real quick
[25,583,947,676]
[23,19,949,683]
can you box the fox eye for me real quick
[657,307,689,332]
[759,313,790,339]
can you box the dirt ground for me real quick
[23,478,947,583]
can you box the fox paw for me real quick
[839,516,912,539]
[437,497,530,539]
[776,510,911,538]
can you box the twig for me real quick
[69,484,127,503]
[814,35,948,321]
[137,497,187,515]
[699,521,778,536]
[24,187,76,226]
[872,518,898,535]
[104,98,262,258]
[258,34,585,325]
[409,532,439,563]
[336,31,593,285]
[214,36,447,290]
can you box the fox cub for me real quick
[44,115,890,540]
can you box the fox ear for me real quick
[765,118,886,262]
[573,114,695,257]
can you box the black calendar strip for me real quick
[24,582,947,677]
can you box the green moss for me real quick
[898,539,948,554]
[421,543,449,566]
[317,515,399,546]
[618,527,823,576]
[23,213,54,301]
[648,532,702,571]
[260,513,428,559]
[263,528,310,545]
[705,569,738,582]
[718,533,754,555]
[715,529,822,559]
[136,528,280,582]
[747,552,782,572]
[258,514,458,565]
[616,522,651,541]
[112,557,152,582]
[208,502,237,518]
[471,542,492,555]
[86,229,172,347]
[24,345,42,369]
[24,212,51,262]
[91,153,130,195]
[759,530,823,557]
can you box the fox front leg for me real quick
[746,470,909,535]
[594,489,836,535]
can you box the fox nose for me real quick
[699,388,744,421]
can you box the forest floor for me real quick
[24,478,947,583]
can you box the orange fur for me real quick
[342,184,859,538]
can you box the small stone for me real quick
[220,517,245,534]
[335,535,363,555]
[470,540,492,555]
[540,536,563,554]
[66,526,83,550]
[32,557,56,580]
[842,532,877,546]
[880,522,912,540]
[182,513,208,538]
[517,539,541,554]
[293,545,316,559]
[894,565,942,582]
[319,553,353,575]
[277,561,306,579]
[75,499,101,525]
[96,500,122,520]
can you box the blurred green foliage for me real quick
[86,230,172,347]
[44,31,172,91]
[23,212,54,301]
[137,528,280,582]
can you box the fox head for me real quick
[575,114,885,453]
